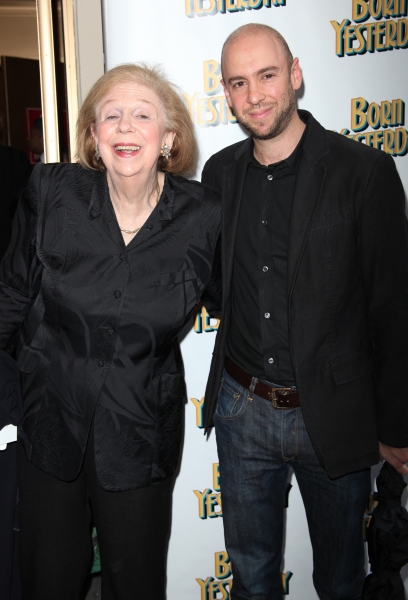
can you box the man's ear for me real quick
[291,58,303,92]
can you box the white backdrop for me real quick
[101,1,408,597]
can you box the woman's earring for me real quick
[95,145,101,161]
[160,143,171,160]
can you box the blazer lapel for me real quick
[287,158,326,295]
[287,114,329,297]
[222,144,249,304]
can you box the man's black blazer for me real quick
[202,110,408,479]
[0,163,220,490]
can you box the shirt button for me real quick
[114,290,121,298]
[264,312,270,318]
[267,174,273,180]
[261,219,268,225]
[107,328,114,336]
[268,357,274,364]
[119,253,126,261]
[98,360,104,367]
[263,266,268,272]
[146,224,153,231]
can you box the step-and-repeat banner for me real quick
[101,1,408,597]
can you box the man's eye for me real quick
[233,81,245,89]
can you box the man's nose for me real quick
[247,81,265,106]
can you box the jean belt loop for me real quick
[248,376,258,402]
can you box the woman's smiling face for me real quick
[92,81,174,182]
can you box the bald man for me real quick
[202,24,408,600]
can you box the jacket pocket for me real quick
[310,205,353,232]
[330,349,372,385]
[16,345,44,373]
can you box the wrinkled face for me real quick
[222,32,301,140]
[91,81,174,181]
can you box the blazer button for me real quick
[119,253,126,261]
[98,360,104,367]
[146,224,153,231]
[114,290,121,298]
[107,328,114,336]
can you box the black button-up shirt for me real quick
[0,164,221,490]
[227,126,306,386]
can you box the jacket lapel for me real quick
[222,140,251,304]
[287,113,329,297]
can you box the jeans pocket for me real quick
[214,376,248,420]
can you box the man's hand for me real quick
[379,442,408,475]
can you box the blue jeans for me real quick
[214,370,371,600]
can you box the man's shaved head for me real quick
[221,23,293,76]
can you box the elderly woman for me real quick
[0,64,220,599]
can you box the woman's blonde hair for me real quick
[76,64,198,176]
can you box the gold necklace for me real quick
[119,181,160,235]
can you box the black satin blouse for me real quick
[0,163,221,490]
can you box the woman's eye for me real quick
[105,114,117,120]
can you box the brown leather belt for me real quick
[225,358,300,409]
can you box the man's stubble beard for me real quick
[237,89,297,141]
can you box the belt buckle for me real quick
[270,387,295,409]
